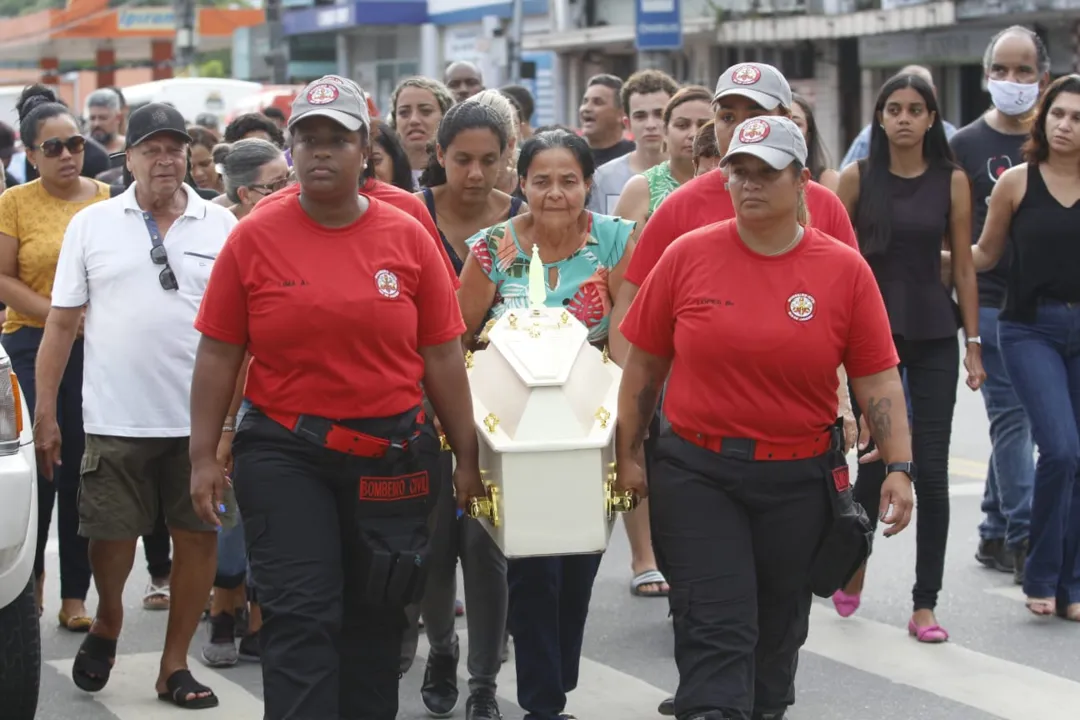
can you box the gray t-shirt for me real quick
[587,154,635,215]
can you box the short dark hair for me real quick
[586,74,623,104]
[223,113,285,149]
[500,84,535,123]
[420,101,509,188]
[620,70,678,116]
[262,106,286,122]
[187,126,220,152]
[363,120,413,192]
[663,85,712,126]
[518,128,595,182]
[1023,74,1080,164]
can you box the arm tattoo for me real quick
[631,376,660,452]
[866,396,893,443]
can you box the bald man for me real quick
[840,64,959,168]
[445,61,484,103]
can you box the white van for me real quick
[0,343,40,719]
[103,78,264,129]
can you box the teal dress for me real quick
[465,212,635,344]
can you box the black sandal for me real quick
[157,669,219,710]
[72,633,117,692]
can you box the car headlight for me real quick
[0,356,24,455]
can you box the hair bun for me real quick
[16,84,60,121]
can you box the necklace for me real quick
[762,225,805,256]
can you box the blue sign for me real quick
[520,51,556,128]
[635,0,682,51]
[282,0,427,35]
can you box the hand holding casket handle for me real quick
[467,473,501,528]
[605,462,640,519]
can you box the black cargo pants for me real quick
[649,427,834,720]
[233,407,441,720]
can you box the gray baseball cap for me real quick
[289,76,371,132]
[720,116,807,170]
[713,62,793,111]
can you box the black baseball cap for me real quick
[126,103,192,147]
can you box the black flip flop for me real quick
[72,633,117,692]
[157,669,219,710]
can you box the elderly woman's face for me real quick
[725,154,806,222]
[290,115,367,195]
[521,147,589,223]
[241,156,290,208]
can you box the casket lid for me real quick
[487,307,589,387]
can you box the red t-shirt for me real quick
[624,171,858,286]
[195,195,466,419]
[254,180,459,288]
[620,220,898,444]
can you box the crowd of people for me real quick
[0,21,1078,720]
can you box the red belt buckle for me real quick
[263,409,394,458]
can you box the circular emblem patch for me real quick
[739,119,771,144]
[731,65,762,86]
[787,293,815,322]
[307,83,339,106]
[152,109,169,125]
[375,269,400,299]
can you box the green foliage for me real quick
[198,58,225,77]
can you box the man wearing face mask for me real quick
[947,25,1049,584]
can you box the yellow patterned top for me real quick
[0,179,110,333]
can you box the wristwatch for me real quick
[885,461,917,482]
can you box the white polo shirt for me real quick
[52,183,237,437]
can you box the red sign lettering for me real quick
[359,471,430,502]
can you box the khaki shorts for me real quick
[78,434,236,540]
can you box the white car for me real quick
[0,344,40,718]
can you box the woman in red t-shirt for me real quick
[188,76,484,720]
[616,116,915,719]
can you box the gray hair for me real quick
[983,25,1051,76]
[87,88,122,112]
[221,138,284,203]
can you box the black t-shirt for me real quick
[22,136,110,183]
[592,138,635,168]
[950,117,1026,309]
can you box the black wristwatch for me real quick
[885,461,917,482]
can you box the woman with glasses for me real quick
[0,84,108,629]
[219,139,290,221]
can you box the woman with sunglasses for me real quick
[0,84,108,628]
[219,139,290,221]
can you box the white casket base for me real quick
[468,307,625,558]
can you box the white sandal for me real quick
[143,580,171,610]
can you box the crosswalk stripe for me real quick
[804,605,1080,720]
[45,653,264,719]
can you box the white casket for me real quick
[465,299,637,558]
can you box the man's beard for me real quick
[91,129,115,144]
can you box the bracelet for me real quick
[222,425,236,433]
[966,336,982,345]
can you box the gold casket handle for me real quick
[467,474,501,528]
[605,462,639,519]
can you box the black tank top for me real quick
[857,163,958,341]
[1001,163,1080,323]
[422,187,523,277]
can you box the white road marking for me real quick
[985,584,1027,603]
[805,605,1080,720]
[45,653,264,719]
[950,482,985,498]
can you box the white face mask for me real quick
[987,79,1040,116]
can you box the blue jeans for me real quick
[215,399,253,589]
[978,307,1036,549]
[1000,302,1080,603]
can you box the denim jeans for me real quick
[1000,301,1080,604]
[977,307,1035,549]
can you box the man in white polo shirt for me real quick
[34,102,237,710]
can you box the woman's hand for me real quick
[191,457,228,527]
[964,342,986,391]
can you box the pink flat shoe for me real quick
[908,619,949,643]
[831,590,861,618]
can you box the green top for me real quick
[642,161,681,216]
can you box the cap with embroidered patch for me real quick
[289,76,371,132]
[126,103,191,147]
[721,116,807,170]
[713,63,793,111]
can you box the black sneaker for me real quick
[421,646,460,718]
[658,696,675,715]
[465,689,502,719]
[976,538,1014,573]
[1011,540,1028,586]
[238,630,261,662]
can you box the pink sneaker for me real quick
[908,618,949,643]
[831,589,861,618]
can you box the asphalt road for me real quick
[33,375,1080,720]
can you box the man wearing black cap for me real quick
[34,102,239,709]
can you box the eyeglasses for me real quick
[150,244,179,291]
[248,178,290,195]
[32,135,86,159]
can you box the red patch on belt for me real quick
[832,465,851,492]
[359,471,430,502]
